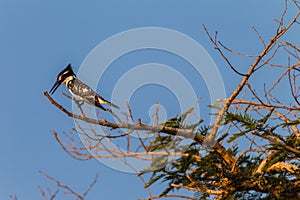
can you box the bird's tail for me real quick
[94,100,107,111]
[108,102,120,109]
[96,94,120,109]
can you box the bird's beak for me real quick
[49,80,62,95]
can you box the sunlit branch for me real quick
[203,8,300,148]
[39,171,99,200]
[44,91,233,167]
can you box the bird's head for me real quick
[50,64,76,95]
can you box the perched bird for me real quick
[50,64,119,111]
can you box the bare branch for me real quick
[39,171,99,200]
[171,183,225,195]
[45,91,234,167]
[82,172,99,198]
[43,3,300,199]
[255,150,281,174]
[266,161,300,173]
[203,8,300,148]
[143,194,197,200]
[252,26,266,48]
[202,25,248,76]
[288,64,300,105]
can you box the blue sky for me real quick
[0,1,298,199]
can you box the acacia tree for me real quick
[42,2,300,199]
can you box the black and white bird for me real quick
[50,64,119,111]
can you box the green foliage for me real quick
[141,141,230,197]
[225,109,274,143]
[208,103,223,115]
[139,156,168,176]
[148,135,183,152]
[160,107,203,130]
[161,115,181,128]
[144,173,165,188]
[198,125,211,137]
[142,107,300,199]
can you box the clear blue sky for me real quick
[0,1,298,199]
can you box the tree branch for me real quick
[44,91,234,168]
[39,171,99,200]
[203,9,300,149]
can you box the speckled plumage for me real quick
[50,64,119,111]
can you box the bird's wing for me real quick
[72,79,118,110]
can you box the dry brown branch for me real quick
[37,186,59,200]
[227,99,300,111]
[288,65,300,105]
[218,40,257,58]
[231,149,268,173]
[255,150,281,174]
[252,26,266,48]
[266,161,300,173]
[43,3,300,199]
[202,25,247,77]
[37,186,47,200]
[52,130,92,160]
[39,171,99,200]
[142,194,197,200]
[266,62,300,95]
[44,91,234,167]
[203,8,300,148]
[171,183,225,195]
[251,131,300,155]
[224,99,300,140]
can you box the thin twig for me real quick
[202,25,247,76]
[202,9,300,155]
[45,91,234,168]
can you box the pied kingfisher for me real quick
[50,64,119,111]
